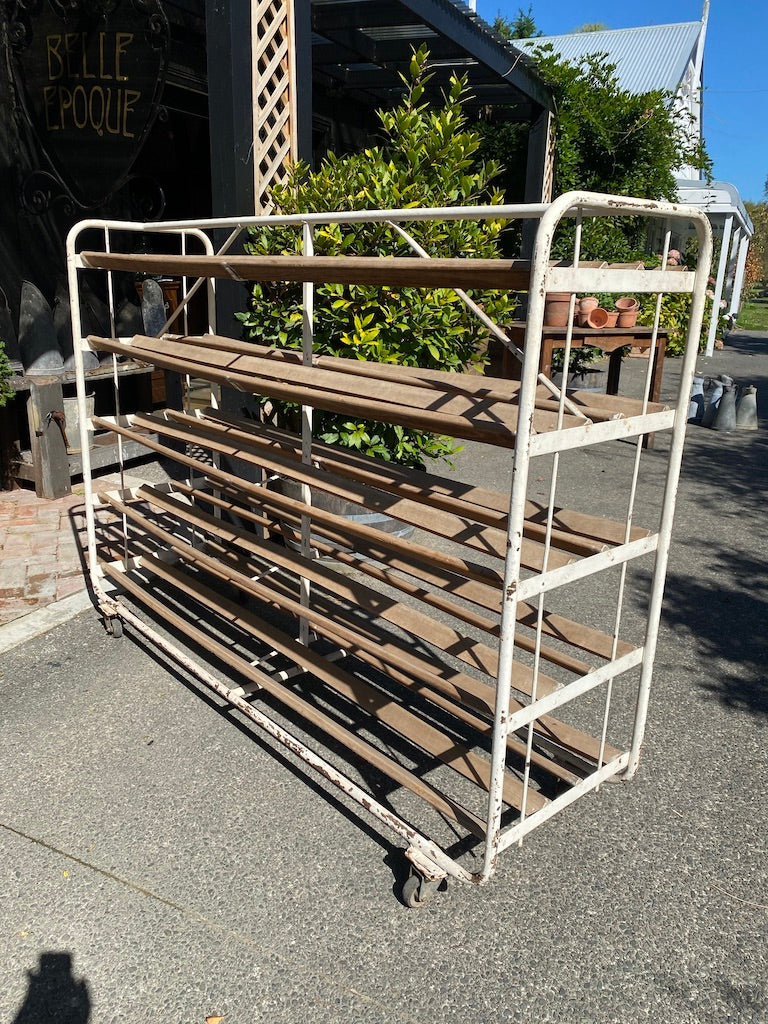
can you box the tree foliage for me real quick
[479,47,711,260]
[237,47,513,467]
[745,200,768,290]
[537,49,709,196]
[492,6,541,39]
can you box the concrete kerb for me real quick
[0,467,168,653]
[0,589,94,656]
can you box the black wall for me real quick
[0,2,211,342]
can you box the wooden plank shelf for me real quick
[98,479,620,785]
[94,398,633,767]
[80,251,534,290]
[82,351,654,875]
[88,333,592,447]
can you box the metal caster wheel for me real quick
[401,845,446,907]
[401,871,440,908]
[105,616,123,638]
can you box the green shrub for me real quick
[638,290,723,356]
[236,47,515,468]
[480,47,711,261]
[0,344,14,408]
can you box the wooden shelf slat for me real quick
[91,413,507,591]
[172,408,608,559]
[202,409,653,549]
[128,333,586,433]
[101,559,490,837]
[93,415,634,667]
[87,334,588,444]
[255,504,593,678]
[174,473,632,665]
[123,409,577,574]
[100,509,541,815]
[80,251,534,290]
[198,332,524,398]
[100,483,621,768]
[104,527,583,791]
[111,482,542,691]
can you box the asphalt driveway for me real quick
[1,332,766,1023]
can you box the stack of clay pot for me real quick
[575,295,639,329]
[544,293,641,329]
[614,295,639,328]
[577,296,618,328]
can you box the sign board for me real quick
[11,0,170,208]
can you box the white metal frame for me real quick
[66,192,712,894]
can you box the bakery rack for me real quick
[66,192,712,904]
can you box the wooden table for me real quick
[502,322,669,407]
[1,362,155,498]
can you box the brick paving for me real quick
[0,487,92,625]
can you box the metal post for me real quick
[481,191,572,879]
[626,215,713,777]
[724,223,741,310]
[729,230,750,319]
[705,213,732,356]
[300,221,315,644]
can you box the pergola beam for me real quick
[311,0,552,113]
[399,0,552,112]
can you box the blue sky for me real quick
[476,1,768,204]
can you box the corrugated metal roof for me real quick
[515,22,703,96]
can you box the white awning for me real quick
[676,179,754,356]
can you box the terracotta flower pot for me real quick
[615,296,639,312]
[586,306,609,329]
[604,310,619,328]
[617,310,638,328]
[579,296,599,314]
[543,292,572,327]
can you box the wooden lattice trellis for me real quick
[542,110,556,204]
[252,0,297,213]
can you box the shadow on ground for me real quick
[663,539,768,718]
[680,427,768,520]
[11,951,90,1024]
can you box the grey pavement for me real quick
[1,332,767,1023]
